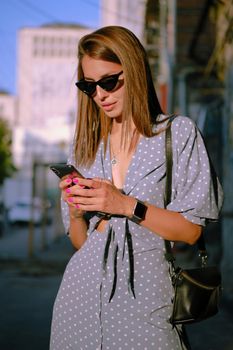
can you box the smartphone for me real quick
[50,163,84,179]
[50,163,106,219]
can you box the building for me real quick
[14,23,93,170]
[0,90,17,127]
[2,23,94,212]
[101,0,146,41]
[17,23,92,128]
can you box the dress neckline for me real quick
[107,134,143,191]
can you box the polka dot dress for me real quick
[50,116,223,350]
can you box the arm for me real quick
[60,177,88,250]
[123,196,202,245]
[68,207,88,250]
[67,178,202,245]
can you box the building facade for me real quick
[13,23,93,170]
[17,24,92,127]
[101,0,146,41]
[0,91,17,127]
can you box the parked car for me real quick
[8,198,47,225]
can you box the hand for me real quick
[64,177,135,217]
[60,175,85,218]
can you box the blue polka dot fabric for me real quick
[50,116,223,350]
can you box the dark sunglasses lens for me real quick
[76,81,96,95]
[99,76,119,91]
[76,72,122,95]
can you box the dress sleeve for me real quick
[61,142,76,234]
[166,116,223,226]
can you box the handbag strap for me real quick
[164,116,208,267]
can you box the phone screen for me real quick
[50,164,84,179]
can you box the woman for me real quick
[50,26,223,350]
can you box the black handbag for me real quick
[164,118,222,325]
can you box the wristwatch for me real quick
[130,199,147,224]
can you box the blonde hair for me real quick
[74,26,163,167]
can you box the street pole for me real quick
[28,161,36,258]
[221,65,233,303]
[41,164,47,250]
[167,0,177,113]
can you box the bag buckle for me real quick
[199,250,208,267]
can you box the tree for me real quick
[206,0,233,80]
[0,118,16,185]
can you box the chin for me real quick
[105,111,122,120]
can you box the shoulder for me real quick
[164,115,205,159]
[171,115,197,132]
[154,114,199,141]
[154,114,197,132]
[170,115,199,145]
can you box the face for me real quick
[80,55,124,121]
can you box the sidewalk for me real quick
[0,222,72,260]
[0,226,74,350]
[0,226,233,350]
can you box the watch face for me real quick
[134,201,147,220]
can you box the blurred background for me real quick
[0,0,233,349]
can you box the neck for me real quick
[111,118,123,136]
[110,123,140,159]
[111,118,136,137]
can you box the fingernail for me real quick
[68,198,73,202]
[75,204,80,208]
[73,178,79,183]
[66,188,71,193]
[66,178,71,183]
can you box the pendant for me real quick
[111,157,117,165]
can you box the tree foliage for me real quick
[0,118,16,184]
[207,0,233,80]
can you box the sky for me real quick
[0,0,100,95]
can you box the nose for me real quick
[95,85,109,100]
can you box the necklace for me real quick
[110,141,121,166]
[110,128,137,166]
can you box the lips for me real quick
[101,102,116,111]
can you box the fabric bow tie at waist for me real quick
[102,219,136,302]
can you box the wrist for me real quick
[123,196,137,218]
[128,198,148,224]
[70,207,85,220]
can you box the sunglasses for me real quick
[75,71,123,96]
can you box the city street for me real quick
[0,0,232,349]
[0,224,233,350]
[0,222,74,350]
